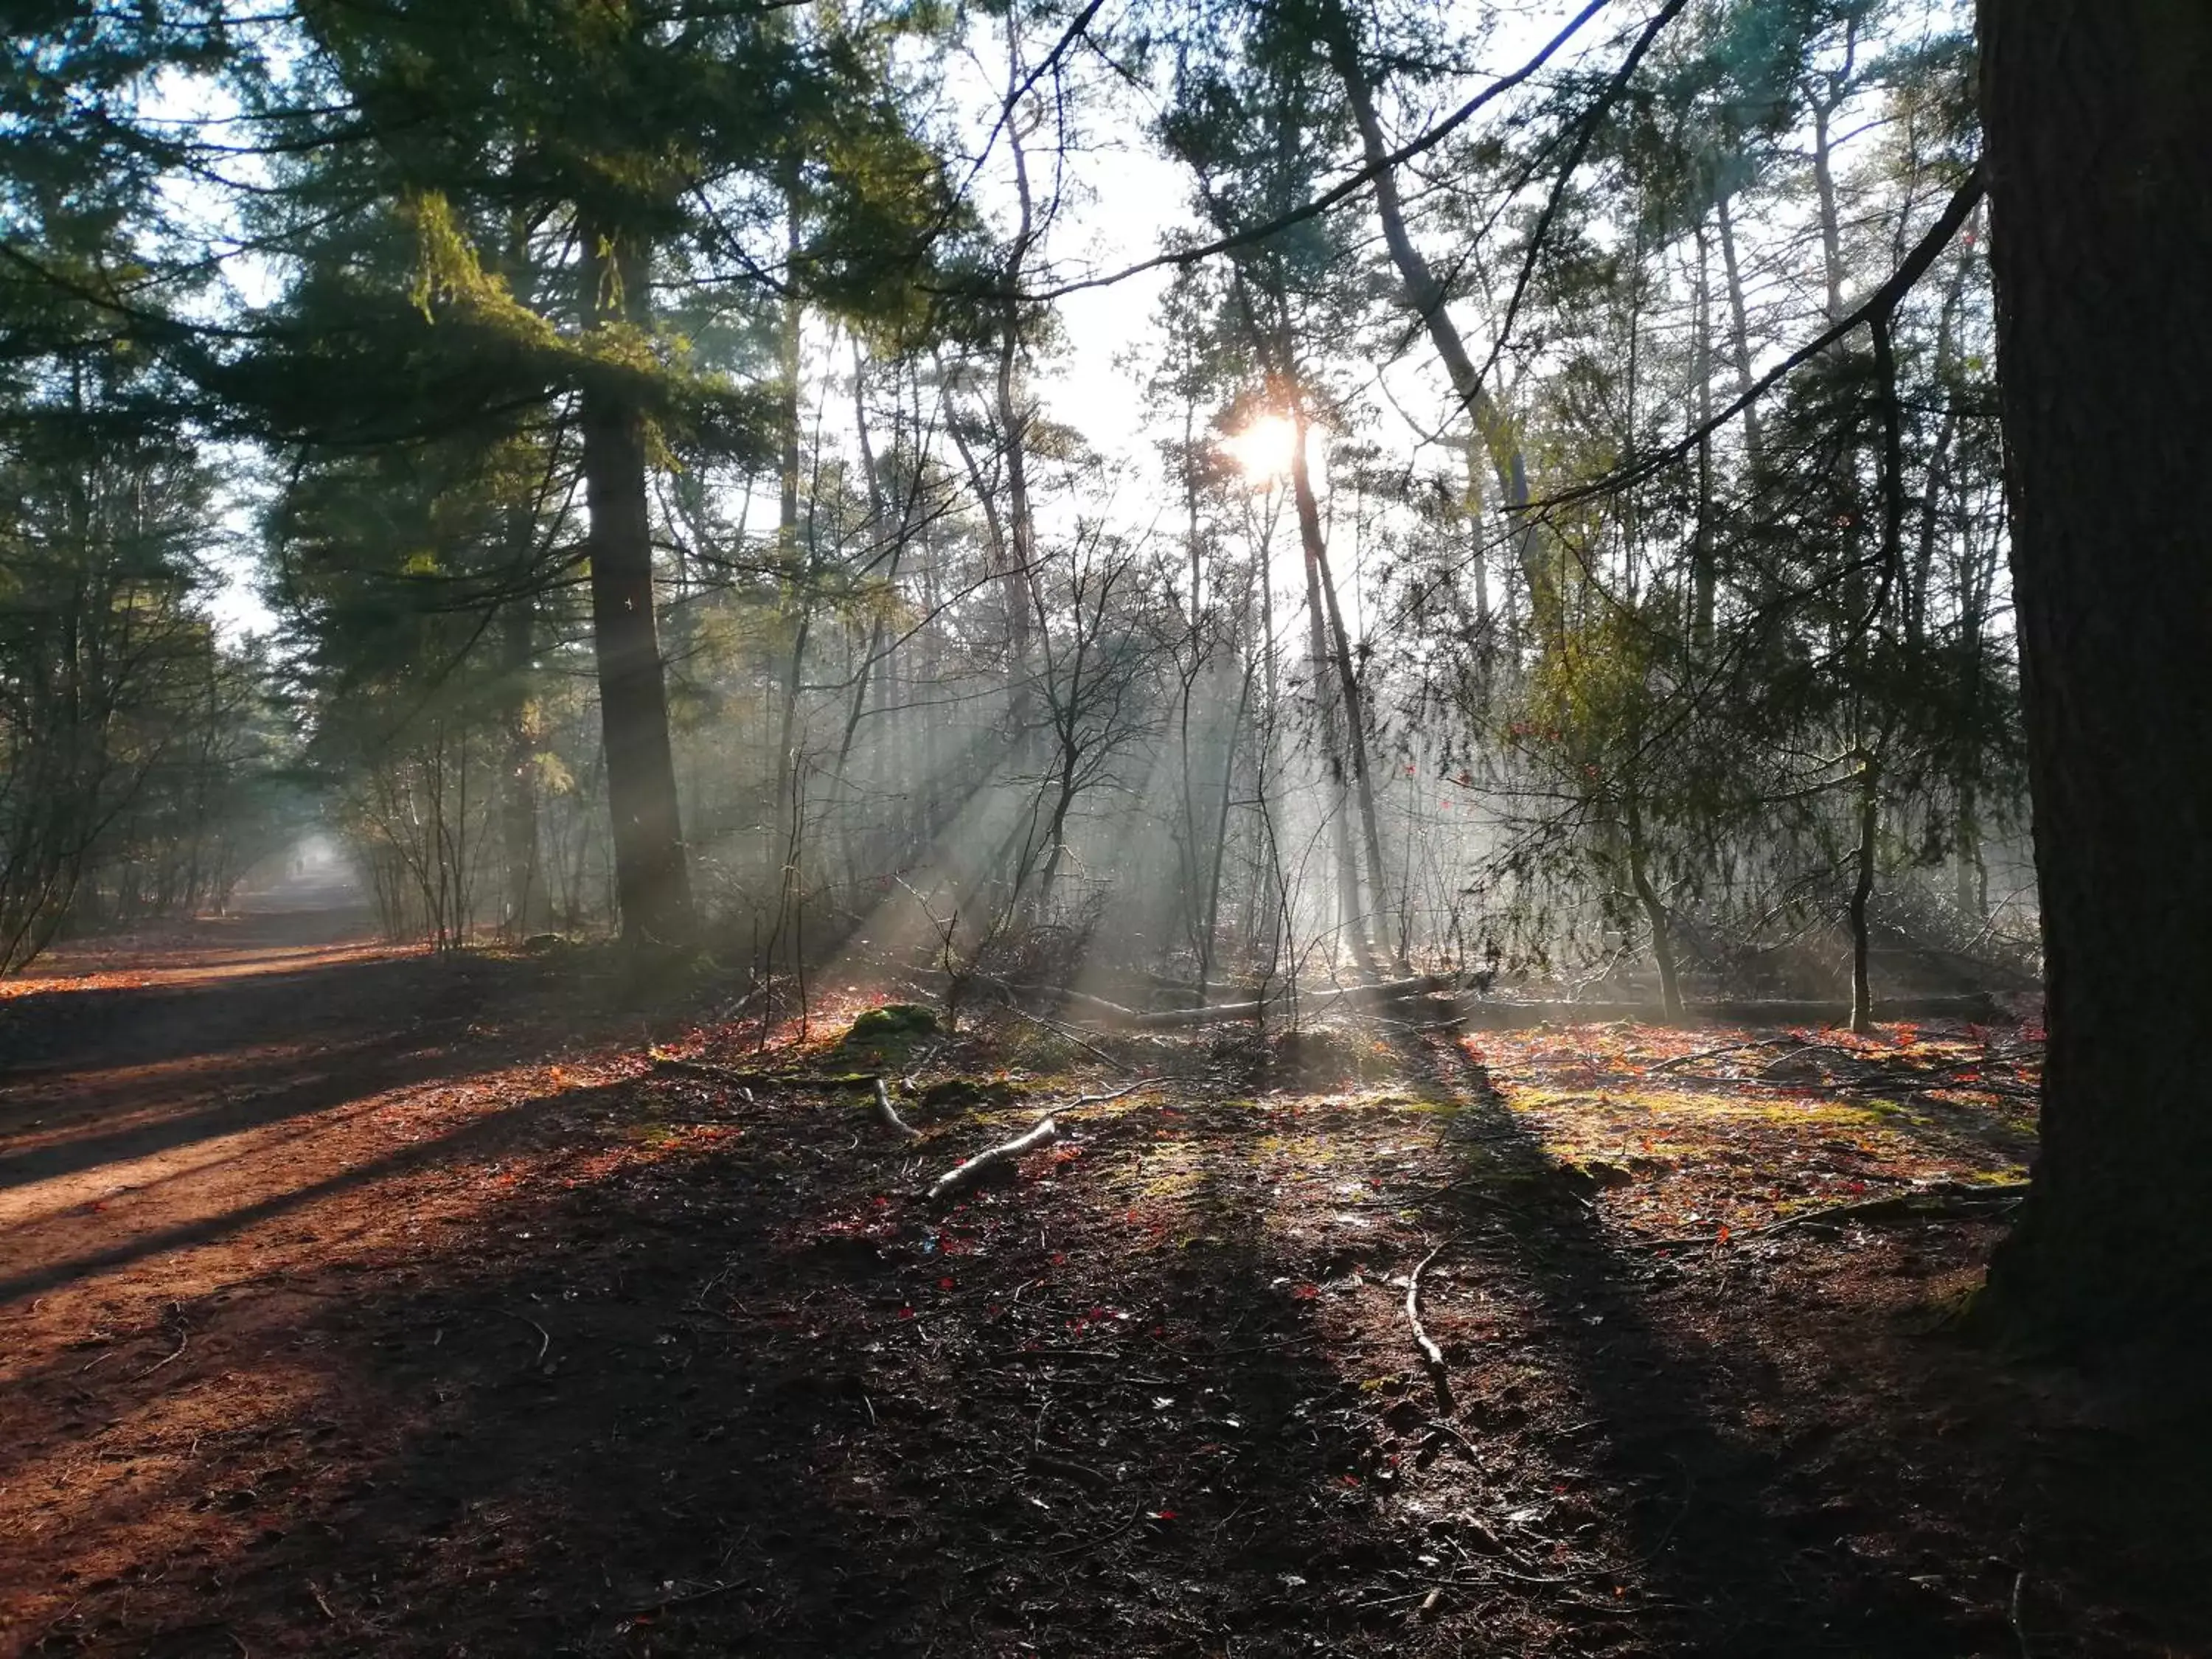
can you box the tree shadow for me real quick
[8,1082,1442,1655]
[9,1046,2195,1658]
[0,1065,581,1308]
[1382,1030,2016,1656]
[1,953,470,1086]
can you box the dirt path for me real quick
[0,879,580,1318]
[0,890,655,1658]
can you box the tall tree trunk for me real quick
[1975,0,2212,1344]
[1809,96,1847,324]
[771,189,810,869]
[1846,755,1879,1034]
[578,218,693,947]
[992,21,1040,714]
[1299,509,1373,978]
[1624,791,1683,1018]
[497,593,540,937]
[1198,645,1257,1007]
[1714,191,1763,467]
[1289,400,1390,973]
[1691,222,1717,656]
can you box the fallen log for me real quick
[959,980,2006,1034]
[928,1117,1060,1203]
[1124,972,1464,1029]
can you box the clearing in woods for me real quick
[1,886,2203,1658]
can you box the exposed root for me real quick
[872,1078,919,1141]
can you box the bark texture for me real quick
[1975,0,2212,1343]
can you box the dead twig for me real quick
[1057,1079,1152,1114]
[133,1304,189,1380]
[899,1041,945,1092]
[498,1310,552,1369]
[1026,1451,1113,1489]
[1646,1037,1801,1074]
[1405,1237,1458,1414]
[1003,1002,1134,1071]
[133,1328,189,1380]
[625,1579,750,1617]
[928,1117,1060,1203]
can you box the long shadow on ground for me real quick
[9,1077,1399,1656]
[1391,1029,2209,1658]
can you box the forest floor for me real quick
[1,894,2205,1658]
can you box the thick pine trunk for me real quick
[579,220,694,947]
[1975,0,2212,1343]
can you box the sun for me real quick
[1220,413,1301,481]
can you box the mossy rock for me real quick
[844,1004,940,1043]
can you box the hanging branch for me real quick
[950,0,1620,303]
[1464,0,1693,414]
[1520,166,1988,516]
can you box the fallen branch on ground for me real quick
[1026,1451,1113,1489]
[1460,993,2006,1029]
[133,1323,189,1380]
[1647,1037,1803,1073]
[1405,1238,1457,1415]
[928,1117,1060,1203]
[976,971,1466,1029]
[1631,1180,2029,1251]
[1125,973,1464,1029]
[1054,1080,1152,1115]
[872,1078,919,1141]
[986,983,2003,1032]
[993,1000,1134,1070]
[1745,1180,2028,1239]
[497,1309,552,1370]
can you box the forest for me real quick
[1,0,2206,1654]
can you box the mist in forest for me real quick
[0,0,2034,1018]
